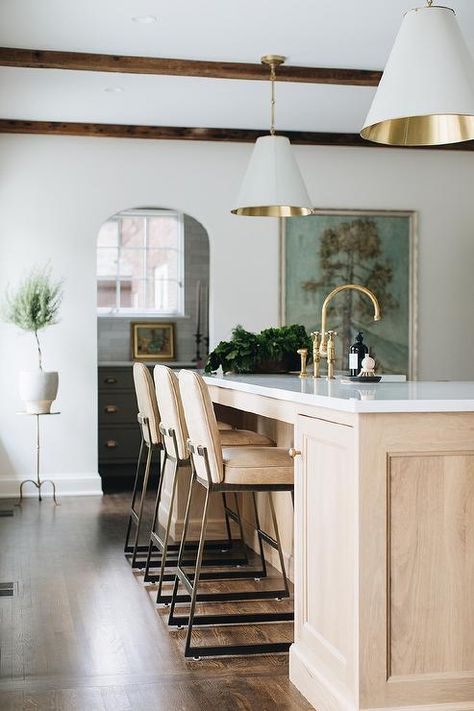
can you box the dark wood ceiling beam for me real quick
[1,119,473,151]
[0,47,382,86]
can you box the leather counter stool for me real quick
[144,365,274,603]
[169,369,294,659]
[124,363,163,568]
[125,363,237,570]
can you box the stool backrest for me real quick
[178,370,224,484]
[132,363,161,446]
[153,365,189,460]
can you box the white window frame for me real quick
[97,209,185,317]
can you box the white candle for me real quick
[202,284,208,342]
[196,280,202,332]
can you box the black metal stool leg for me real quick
[130,445,156,568]
[124,436,144,554]
[267,492,290,598]
[184,487,211,659]
[221,493,233,546]
[252,492,267,580]
[155,458,180,602]
[168,471,196,625]
[143,450,168,582]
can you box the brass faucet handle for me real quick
[310,331,321,378]
[326,331,337,380]
[297,348,309,378]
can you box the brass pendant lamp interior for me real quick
[360,0,474,146]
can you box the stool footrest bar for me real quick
[184,642,291,658]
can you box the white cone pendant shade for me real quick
[231,135,312,216]
[361,5,474,146]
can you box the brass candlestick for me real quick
[311,331,321,378]
[297,348,308,378]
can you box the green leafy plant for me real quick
[205,326,259,374]
[205,324,311,374]
[3,266,63,370]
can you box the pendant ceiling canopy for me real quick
[231,55,312,217]
[361,3,474,146]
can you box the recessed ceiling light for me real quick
[132,15,157,24]
[104,87,124,94]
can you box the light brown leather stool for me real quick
[124,363,163,568]
[144,364,275,602]
[125,363,243,570]
[169,369,294,659]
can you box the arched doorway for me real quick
[96,206,210,490]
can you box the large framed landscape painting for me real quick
[280,210,417,378]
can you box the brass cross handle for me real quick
[289,448,302,458]
[297,348,308,378]
[311,331,321,378]
[327,331,337,380]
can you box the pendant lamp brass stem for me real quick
[270,62,276,135]
[261,55,286,136]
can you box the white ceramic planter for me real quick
[19,370,59,414]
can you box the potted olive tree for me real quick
[3,266,63,413]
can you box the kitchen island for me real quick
[204,374,474,711]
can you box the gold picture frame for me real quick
[131,322,175,361]
[279,209,418,379]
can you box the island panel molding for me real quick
[0,47,382,86]
[388,450,474,678]
[358,412,474,709]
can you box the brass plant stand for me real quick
[16,412,60,505]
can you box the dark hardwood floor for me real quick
[0,494,311,710]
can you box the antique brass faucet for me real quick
[318,284,382,379]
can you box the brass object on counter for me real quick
[327,331,337,380]
[297,348,308,378]
[310,331,321,378]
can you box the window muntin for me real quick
[97,210,184,315]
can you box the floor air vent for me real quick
[0,510,14,517]
[0,582,15,597]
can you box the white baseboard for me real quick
[0,473,103,498]
[289,642,355,711]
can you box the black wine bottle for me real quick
[349,332,368,376]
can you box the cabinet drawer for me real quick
[98,367,135,391]
[98,391,138,424]
[98,425,141,462]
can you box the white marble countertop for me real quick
[204,373,474,413]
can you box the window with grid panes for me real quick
[97,210,184,315]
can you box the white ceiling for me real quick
[0,0,473,131]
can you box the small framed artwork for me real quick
[131,322,175,361]
[280,209,418,378]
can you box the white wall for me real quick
[0,134,473,496]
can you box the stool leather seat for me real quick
[217,421,233,430]
[219,430,274,448]
[221,446,293,485]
